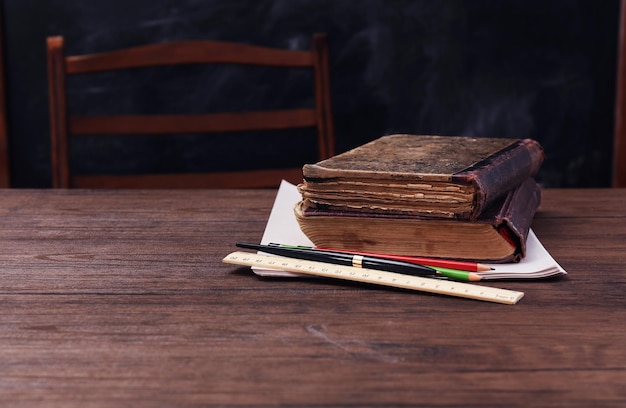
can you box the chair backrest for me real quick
[46,34,334,188]
[615,0,626,187]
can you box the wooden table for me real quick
[0,188,624,406]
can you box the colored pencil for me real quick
[430,267,482,282]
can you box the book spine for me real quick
[488,177,542,262]
[453,139,544,219]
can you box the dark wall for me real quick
[2,0,620,187]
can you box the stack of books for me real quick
[294,134,545,263]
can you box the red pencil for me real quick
[316,247,493,272]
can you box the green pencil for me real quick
[432,267,482,282]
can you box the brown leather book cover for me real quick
[300,134,544,220]
[295,177,541,263]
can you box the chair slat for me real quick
[66,41,313,74]
[69,109,317,135]
[72,168,304,189]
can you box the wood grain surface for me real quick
[0,188,624,406]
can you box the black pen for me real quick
[235,242,437,277]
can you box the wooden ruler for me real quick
[223,251,524,305]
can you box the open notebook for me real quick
[251,180,567,280]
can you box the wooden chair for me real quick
[615,0,626,187]
[46,34,334,188]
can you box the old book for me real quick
[299,134,544,220]
[295,177,541,263]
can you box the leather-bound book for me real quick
[295,177,541,263]
[300,134,544,220]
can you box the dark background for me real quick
[2,0,621,188]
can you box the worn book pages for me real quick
[296,177,540,263]
[249,181,567,280]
